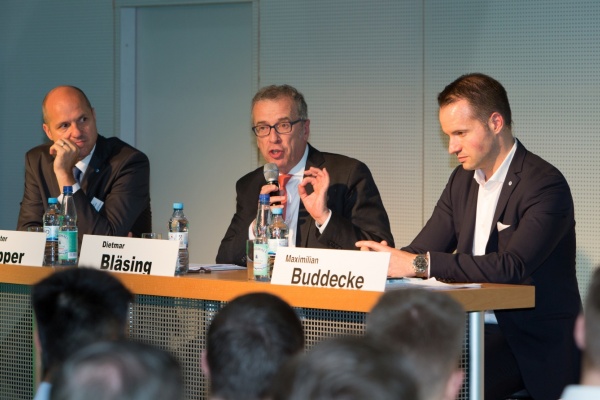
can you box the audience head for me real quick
[366,288,465,400]
[437,73,512,129]
[32,268,133,380]
[251,84,310,174]
[575,267,600,378]
[271,336,420,400]
[42,85,99,160]
[50,340,183,400]
[204,292,304,400]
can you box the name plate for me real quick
[79,234,179,277]
[0,230,46,267]
[271,247,390,291]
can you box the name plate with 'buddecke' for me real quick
[271,247,389,291]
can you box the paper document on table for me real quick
[385,277,481,290]
[189,263,246,273]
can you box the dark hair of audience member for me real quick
[32,267,133,379]
[206,292,304,400]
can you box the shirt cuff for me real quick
[315,209,332,233]
[248,221,256,240]
[426,251,431,278]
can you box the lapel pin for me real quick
[508,181,512,186]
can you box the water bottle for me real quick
[267,207,289,275]
[253,194,270,281]
[58,186,78,265]
[43,197,61,266]
[168,202,189,276]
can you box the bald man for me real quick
[17,85,151,242]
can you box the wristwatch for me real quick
[412,254,429,278]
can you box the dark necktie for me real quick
[73,167,82,184]
[278,174,292,219]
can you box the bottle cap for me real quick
[48,198,58,204]
[63,186,73,194]
[173,202,184,210]
[272,207,283,215]
[259,194,270,202]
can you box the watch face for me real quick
[413,255,427,273]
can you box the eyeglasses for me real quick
[252,119,304,137]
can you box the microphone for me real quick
[263,163,279,187]
[263,163,281,203]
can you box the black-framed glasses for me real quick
[252,119,305,137]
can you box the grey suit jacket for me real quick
[403,140,581,399]
[17,135,152,245]
[216,144,394,265]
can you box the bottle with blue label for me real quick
[58,186,78,265]
[168,202,189,275]
[253,194,270,281]
[43,197,61,266]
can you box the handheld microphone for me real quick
[263,163,279,187]
[263,163,281,203]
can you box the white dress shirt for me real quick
[473,141,517,324]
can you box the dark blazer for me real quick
[403,141,581,399]
[17,135,152,245]
[216,144,394,265]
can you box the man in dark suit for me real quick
[358,73,581,399]
[216,84,394,265]
[17,85,151,243]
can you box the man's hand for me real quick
[49,139,78,192]
[259,183,285,208]
[355,240,417,278]
[298,167,331,225]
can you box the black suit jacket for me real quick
[403,141,580,399]
[17,135,152,245]
[216,144,394,265]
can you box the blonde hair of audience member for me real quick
[366,288,465,400]
[271,336,420,400]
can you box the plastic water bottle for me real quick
[43,197,61,266]
[253,194,270,281]
[58,186,78,265]
[168,202,189,276]
[267,207,289,275]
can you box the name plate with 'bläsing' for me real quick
[79,234,179,277]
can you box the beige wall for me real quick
[2,0,598,297]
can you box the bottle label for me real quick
[253,243,269,276]
[44,225,59,241]
[58,231,78,261]
[268,238,288,255]
[168,232,188,249]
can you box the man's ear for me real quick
[574,313,585,350]
[488,112,504,134]
[444,369,464,400]
[200,349,211,379]
[43,124,53,141]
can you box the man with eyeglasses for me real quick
[216,84,394,265]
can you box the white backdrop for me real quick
[1,0,598,299]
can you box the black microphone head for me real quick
[263,163,279,185]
